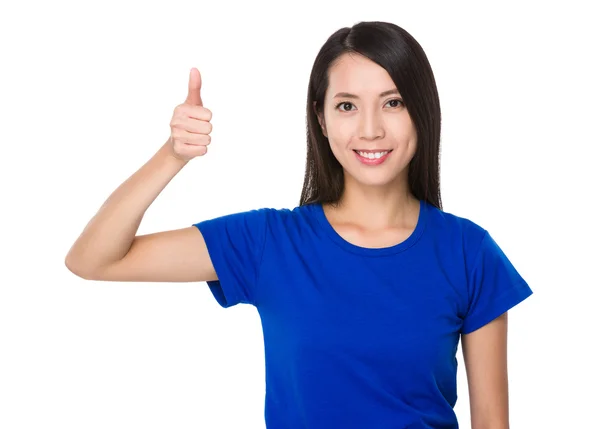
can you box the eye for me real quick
[334,98,404,112]
[335,101,356,112]
[387,98,404,108]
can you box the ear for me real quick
[313,101,328,138]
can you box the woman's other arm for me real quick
[461,312,510,429]
[65,67,215,283]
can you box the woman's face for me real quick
[315,53,417,189]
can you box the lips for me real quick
[353,149,393,166]
[353,149,392,156]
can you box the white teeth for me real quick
[357,150,390,159]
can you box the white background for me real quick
[1,1,598,428]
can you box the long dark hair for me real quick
[300,21,442,210]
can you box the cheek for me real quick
[328,139,346,160]
[325,114,353,137]
[327,139,353,168]
[395,124,418,149]
[325,126,351,153]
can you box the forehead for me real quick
[327,53,396,95]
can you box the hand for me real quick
[168,68,213,162]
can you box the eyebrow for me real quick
[333,89,400,99]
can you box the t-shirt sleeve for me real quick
[192,208,269,308]
[461,230,533,334]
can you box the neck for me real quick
[328,173,419,229]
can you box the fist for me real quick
[169,67,213,162]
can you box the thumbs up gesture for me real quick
[169,68,213,162]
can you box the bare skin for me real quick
[322,195,420,249]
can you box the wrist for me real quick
[159,139,189,169]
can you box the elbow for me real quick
[64,255,95,280]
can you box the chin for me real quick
[346,170,400,188]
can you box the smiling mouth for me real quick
[352,149,393,160]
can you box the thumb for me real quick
[184,67,203,106]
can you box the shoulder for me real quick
[425,202,489,252]
[234,202,320,223]
[197,203,318,229]
[261,203,322,237]
[426,204,525,281]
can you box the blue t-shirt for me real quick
[193,199,533,428]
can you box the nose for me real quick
[358,108,384,141]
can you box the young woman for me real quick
[66,21,533,429]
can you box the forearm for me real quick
[470,413,509,429]
[65,139,188,274]
[471,424,509,429]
